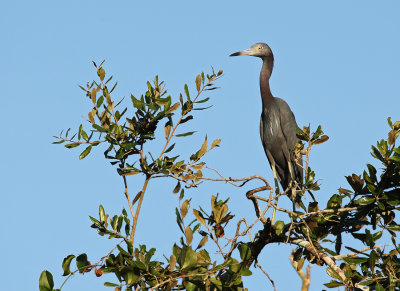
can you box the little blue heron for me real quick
[230,43,303,204]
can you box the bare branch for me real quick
[256,262,277,291]
[289,251,311,291]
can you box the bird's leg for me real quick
[287,160,297,212]
[271,164,279,224]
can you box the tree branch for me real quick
[289,251,311,291]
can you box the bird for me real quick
[230,43,303,204]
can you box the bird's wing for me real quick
[275,97,303,185]
[275,98,299,152]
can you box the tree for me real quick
[40,62,400,291]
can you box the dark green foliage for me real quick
[42,62,400,290]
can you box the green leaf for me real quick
[358,279,375,286]
[375,282,385,291]
[93,124,107,132]
[343,257,368,265]
[371,145,384,162]
[122,270,139,285]
[386,225,400,231]
[104,282,120,287]
[389,155,400,162]
[326,268,343,281]
[324,280,344,288]
[81,130,89,141]
[39,270,54,291]
[274,220,285,235]
[96,96,104,108]
[79,145,92,160]
[196,97,209,104]
[238,243,251,261]
[193,209,206,226]
[165,143,175,153]
[78,124,83,140]
[176,131,195,137]
[181,246,197,270]
[196,235,208,250]
[62,255,75,276]
[65,142,80,149]
[99,205,106,223]
[240,268,252,276]
[52,139,65,144]
[184,84,190,101]
[180,115,193,124]
[89,215,100,225]
[387,117,393,127]
[311,125,323,140]
[184,281,197,291]
[76,253,90,273]
[210,278,223,290]
[354,196,375,205]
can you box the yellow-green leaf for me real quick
[181,200,190,219]
[196,235,208,250]
[195,74,201,92]
[326,267,343,281]
[164,124,171,139]
[166,102,180,114]
[197,136,208,159]
[169,255,176,272]
[185,226,193,245]
[79,145,92,160]
[193,209,206,226]
[39,270,54,291]
[97,67,106,82]
[274,220,285,235]
[184,84,190,101]
[388,130,395,146]
[123,170,140,176]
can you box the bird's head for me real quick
[230,43,273,59]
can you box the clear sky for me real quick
[2,1,400,290]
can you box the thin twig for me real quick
[123,175,136,232]
[256,262,277,291]
[131,176,151,245]
[333,244,391,260]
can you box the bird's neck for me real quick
[260,55,274,105]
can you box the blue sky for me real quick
[2,1,400,290]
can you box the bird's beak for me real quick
[230,48,253,57]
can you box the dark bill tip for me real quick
[229,51,241,57]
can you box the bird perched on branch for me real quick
[230,43,303,205]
